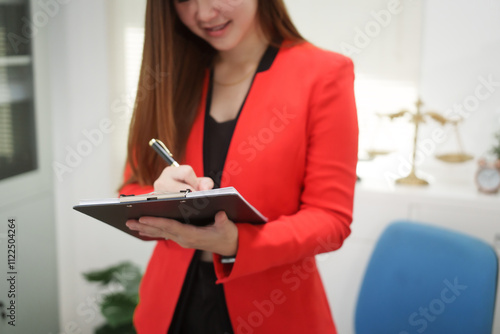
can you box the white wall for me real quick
[418,0,500,183]
[286,0,423,82]
[49,0,153,333]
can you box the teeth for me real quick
[208,22,228,31]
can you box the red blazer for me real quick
[121,42,358,334]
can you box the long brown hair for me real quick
[124,0,304,187]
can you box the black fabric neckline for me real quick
[207,113,238,125]
[255,42,280,73]
[204,42,280,125]
[203,43,280,188]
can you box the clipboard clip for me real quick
[119,189,191,203]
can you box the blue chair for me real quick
[355,221,498,334]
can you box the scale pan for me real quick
[435,153,474,163]
[366,149,393,158]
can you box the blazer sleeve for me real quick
[214,58,358,283]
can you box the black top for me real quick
[203,41,280,187]
[168,44,280,334]
[203,73,240,189]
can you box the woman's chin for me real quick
[207,39,239,52]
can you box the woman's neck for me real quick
[215,27,268,68]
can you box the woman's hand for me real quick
[126,211,238,257]
[154,165,214,192]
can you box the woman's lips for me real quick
[204,21,231,37]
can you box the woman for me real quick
[121,0,358,333]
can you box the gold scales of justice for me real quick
[366,98,474,186]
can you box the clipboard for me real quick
[73,187,267,241]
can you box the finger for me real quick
[214,211,228,224]
[126,220,164,238]
[166,179,196,192]
[197,177,214,191]
[140,216,206,249]
[139,216,195,238]
[212,211,233,230]
[172,165,203,190]
[154,165,199,192]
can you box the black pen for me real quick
[149,138,180,167]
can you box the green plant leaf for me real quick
[100,292,137,328]
[492,131,500,160]
[83,261,142,333]
[83,262,142,289]
[95,322,136,334]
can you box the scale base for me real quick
[396,172,429,186]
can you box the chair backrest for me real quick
[355,221,498,334]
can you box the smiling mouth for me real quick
[204,21,231,32]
